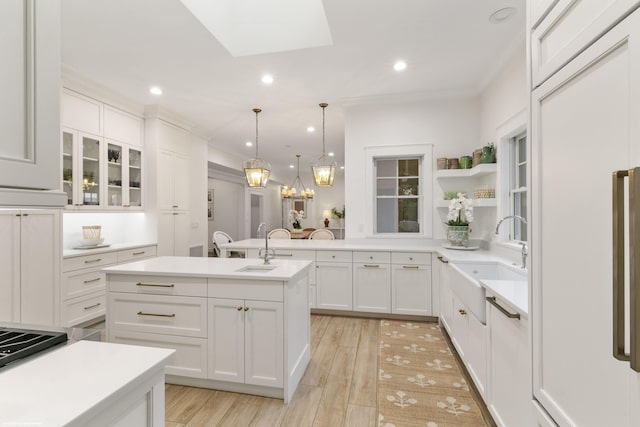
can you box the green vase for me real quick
[480,145,496,163]
[446,225,470,246]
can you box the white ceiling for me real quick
[60,0,525,179]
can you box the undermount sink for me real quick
[448,260,526,323]
[236,264,277,273]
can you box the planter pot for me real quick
[447,225,470,246]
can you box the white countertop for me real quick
[103,256,312,280]
[481,279,528,318]
[0,340,174,426]
[63,241,157,258]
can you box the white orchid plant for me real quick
[289,209,304,229]
[446,192,474,226]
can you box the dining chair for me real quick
[267,228,291,239]
[212,231,245,257]
[308,229,335,240]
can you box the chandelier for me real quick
[243,108,271,187]
[282,154,314,199]
[311,102,337,187]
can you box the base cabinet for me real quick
[316,262,353,310]
[158,211,190,256]
[353,263,390,313]
[391,264,432,315]
[487,293,531,427]
[0,209,61,325]
[208,298,284,388]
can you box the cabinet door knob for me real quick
[458,309,467,315]
[236,306,243,311]
[244,307,250,311]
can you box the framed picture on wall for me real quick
[207,189,213,203]
[293,199,306,217]
[208,189,214,220]
[208,206,213,220]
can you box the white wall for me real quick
[189,134,209,255]
[208,177,244,245]
[62,212,150,249]
[344,96,481,239]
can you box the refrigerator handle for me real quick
[630,168,640,372]
[612,170,629,362]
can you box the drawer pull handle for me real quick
[403,265,419,269]
[132,251,146,256]
[236,306,243,311]
[84,303,101,310]
[136,282,175,288]
[244,307,250,311]
[172,205,179,208]
[458,309,467,315]
[137,311,176,318]
[276,253,293,257]
[364,264,379,268]
[83,277,101,284]
[486,296,521,319]
[409,257,413,260]
[84,258,102,264]
[437,256,449,264]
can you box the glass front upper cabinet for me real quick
[62,131,74,205]
[81,135,101,206]
[128,147,142,207]
[107,142,123,207]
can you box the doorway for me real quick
[250,193,263,238]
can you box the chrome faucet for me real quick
[257,223,273,264]
[495,215,528,269]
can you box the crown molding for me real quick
[144,104,195,132]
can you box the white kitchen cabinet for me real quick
[208,298,284,388]
[62,245,156,327]
[0,209,61,325]
[353,251,391,313]
[531,0,640,88]
[158,211,190,256]
[437,256,454,333]
[103,104,143,147]
[450,293,486,398]
[158,150,189,211]
[61,89,102,135]
[530,8,640,426]
[486,293,531,427]
[0,0,60,192]
[105,140,144,209]
[391,252,432,315]
[316,250,353,311]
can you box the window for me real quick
[509,132,527,241]
[375,158,421,233]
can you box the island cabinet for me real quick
[316,250,353,311]
[105,257,311,403]
[353,251,391,313]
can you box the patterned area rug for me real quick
[377,320,489,427]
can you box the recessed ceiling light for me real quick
[245,141,253,147]
[261,74,274,85]
[307,126,315,133]
[393,61,407,71]
[328,152,334,157]
[340,166,345,170]
[289,164,295,169]
[149,86,163,95]
[489,7,516,23]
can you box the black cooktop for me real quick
[0,327,68,368]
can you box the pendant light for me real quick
[243,108,271,187]
[311,102,337,187]
[282,154,314,199]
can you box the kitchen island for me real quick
[0,339,174,426]
[103,256,312,403]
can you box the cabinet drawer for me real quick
[108,293,207,337]
[316,250,352,263]
[208,278,283,302]
[110,329,207,378]
[107,274,207,297]
[353,251,390,263]
[117,245,157,263]
[273,249,315,260]
[63,251,118,272]
[62,292,105,327]
[63,270,106,300]
[391,252,431,265]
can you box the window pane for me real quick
[398,199,419,233]
[513,192,527,241]
[376,160,396,177]
[398,159,418,177]
[518,137,527,163]
[377,178,396,196]
[377,198,397,233]
[398,178,419,196]
[518,164,526,187]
